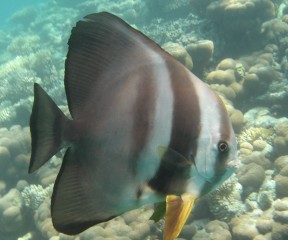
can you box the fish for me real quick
[29,12,238,239]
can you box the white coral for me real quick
[21,184,52,210]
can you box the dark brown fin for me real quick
[29,83,68,173]
[148,147,191,195]
[64,12,163,119]
[51,148,116,235]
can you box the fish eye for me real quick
[218,141,229,153]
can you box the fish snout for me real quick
[227,158,238,168]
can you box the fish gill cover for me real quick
[0,0,287,240]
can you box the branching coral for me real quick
[0,48,64,116]
[21,184,52,211]
[205,176,245,222]
[0,104,16,125]
[7,35,41,56]
[156,0,192,13]
[141,13,213,46]
[238,127,275,145]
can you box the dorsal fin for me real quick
[65,12,164,119]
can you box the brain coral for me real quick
[261,18,288,45]
[146,0,193,16]
[237,163,266,198]
[207,0,275,22]
[0,189,24,233]
[0,126,31,187]
[162,42,193,70]
[206,0,275,55]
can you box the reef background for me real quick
[1,0,288,239]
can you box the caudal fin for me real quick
[29,83,68,173]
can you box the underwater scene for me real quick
[1,0,288,239]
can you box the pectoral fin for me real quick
[163,194,196,240]
[158,146,192,168]
[150,201,166,222]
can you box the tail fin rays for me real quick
[29,83,68,173]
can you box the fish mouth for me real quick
[193,159,237,184]
[213,166,236,183]
[191,164,214,183]
[227,159,239,169]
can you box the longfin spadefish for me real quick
[50,12,170,234]
[164,194,196,240]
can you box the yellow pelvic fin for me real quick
[163,194,196,240]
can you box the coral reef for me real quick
[271,198,288,239]
[206,0,276,55]
[206,175,245,222]
[261,18,288,45]
[229,109,244,133]
[179,219,232,240]
[0,126,31,186]
[1,0,288,239]
[237,163,266,198]
[141,12,215,46]
[0,48,64,126]
[207,0,275,21]
[240,153,272,173]
[33,198,158,240]
[162,42,193,70]
[231,214,260,239]
[206,46,283,111]
[238,126,274,156]
[274,119,288,156]
[21,184,52,211]
[0,189,24,233]
[257,170,276,210]
[275,165,288,198]
[77,0,146,24]
[145,0,194,19]
[7,35,41,55]
[186,39,214,75]
[238,127,274,145]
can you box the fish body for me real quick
[29,12,237,238]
